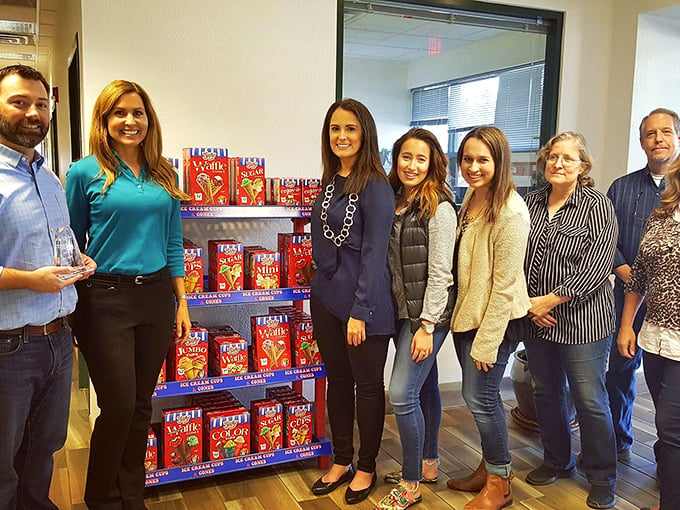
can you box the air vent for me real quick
[0,33,30,45]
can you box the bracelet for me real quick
[176,295,187,301]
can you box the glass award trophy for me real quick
[54,226,90,279]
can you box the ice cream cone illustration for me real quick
[210,175,224,203]
[242,177,264,205]
[234,435,246,456]
[301,341,314,363]
[220,264,234,289]
[184,270,200,293]
[273,340,288,366]
[261,427,274,449]
[196,173,214,204]
[262,339,277,367]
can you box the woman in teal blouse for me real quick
[65,80,190,510]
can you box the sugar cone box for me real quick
[251,399,283,452]
[183,148,230,205]
[208,240,243,292]
[282,397,313,447]
[292,315,321,367]
[145,427,158,471]
[278,233,313,287]
[209,332,249,376]
[230,157,265,206]
[302,179,322,205]
[168,327,208,381]
[251,314,291,371]
[245,249,280,290]
[163,407,202,467]
[183,243,204,294]
[205,407,250,460]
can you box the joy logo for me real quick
[203,152,217,161]
[266,318,280,329]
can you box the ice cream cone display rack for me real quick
[147,208,329,487]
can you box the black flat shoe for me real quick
[311,464,355,495]
[526,464,575,486]
[345,471,377,504]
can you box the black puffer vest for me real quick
[400,196,456,333]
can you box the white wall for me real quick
[628,13,680,171]
[343,57,411,151]
[79,0,336,179]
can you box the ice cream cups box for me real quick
[183,245,204,294]
[251,399,283,452]
[183,147,230,205]
[168,327,208,381]
[245,250,280,290]
[230,157,265,206]
[283,399,313,448]
[208,240,243,292]
[268,177,302,206]
[205,407,250,460]
[163,407,203,468]
[157,359,166,384]
[145,426,158,471]
[292,319,321,367]
[251,314,291,371]
[209,334,249,376]
[278,233,313,287]
[302,178,322,205]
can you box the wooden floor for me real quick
[51,368,660,509]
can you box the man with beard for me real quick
[0,64,95,510]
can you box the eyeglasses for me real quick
[547,154,581,167]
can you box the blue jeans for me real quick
[0,324,73,510]
[643,350,680,509]
[606,282,644,451]
[389,321,447,482]
[454,331,516,477]
[525,335,617,487]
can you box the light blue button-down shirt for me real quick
[0,143,77,329]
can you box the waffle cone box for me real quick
[230,157,265,206]
[183,241,204,294]
[208,240,243,292]
[205,407,250,460]
[251,399,283,452]
[209,331,249,376]
[163,407,202,467]
[302,179,322,205]
[244,247,280,290]
[168,327,208,381]
[282,397,313,447]
[251,314,291,371]
[145,426,159,471]
[183,147,230,205]
[278,233,313,287]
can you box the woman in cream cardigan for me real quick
[447,126,531,510]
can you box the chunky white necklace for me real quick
[320,176,358,247]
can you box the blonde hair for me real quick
[653,156,680,217]
[537,131,595,187]
[89,80,189,200]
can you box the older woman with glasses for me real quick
[523,132,619,510]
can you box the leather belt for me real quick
[89,267,169,286]
[0,317,67,336]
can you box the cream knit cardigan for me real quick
[451,190,532,364]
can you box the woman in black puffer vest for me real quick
[376,128,457,510]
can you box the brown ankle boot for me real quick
[447,460,487,492]
[463,473,513,510]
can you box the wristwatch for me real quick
[420,321,435,334]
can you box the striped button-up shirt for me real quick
[524,184,618,344]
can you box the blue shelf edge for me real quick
[181,205,312,219]
[153,364,326,398]
[186,287,310,306]
[145,437,331,487]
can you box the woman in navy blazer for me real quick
[309,98,395,505]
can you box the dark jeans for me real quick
[311,295,390,473]
[389,321,447,482]
[73,274,174,510]
[0,324,73,510]
[606,282,644,451]
[525,335,617,487]
[453,330,516,477]
[643,350,680,509]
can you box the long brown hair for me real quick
[536,131,595,188]
[653,155,680,217]
[320,98,387,195]
[89,80,189,200]
[457,126,515,223]
[388,128,452,220]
